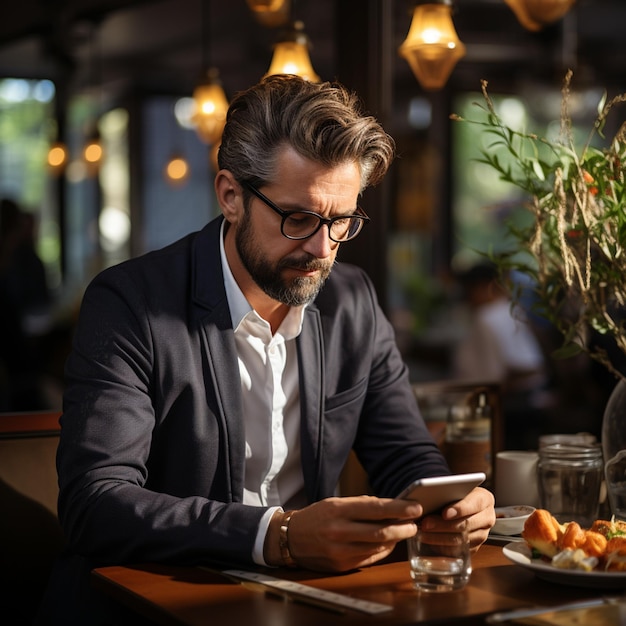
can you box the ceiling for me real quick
[1,0,625,111]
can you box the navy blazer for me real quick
[56,216,448,569]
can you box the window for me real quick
[452,86,606,270]
[0,78,61,290]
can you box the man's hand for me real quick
[264,495,423,572]
[418,486,496,552]
[264,487,495,572]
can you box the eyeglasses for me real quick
[243,182,369,243]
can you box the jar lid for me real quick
[539,432,597,448]
[539,443,603,461]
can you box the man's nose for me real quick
[301,224,335,258]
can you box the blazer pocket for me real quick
[324,376,368,413]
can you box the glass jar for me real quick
[537,443,603,527]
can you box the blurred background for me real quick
[0,0,623,440]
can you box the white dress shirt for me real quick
[219,222,307,564]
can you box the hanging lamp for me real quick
[192,68,229,144]
[81,21,104,175]
[399,0,466,91]
[83,129,103,168]
[47,142,68,174]
[191,0,229,144]
[164,153,190,186]
[164,100,190,185]
[264,20,320,82]
[246,0,291,27]
[504,0,576,32]
[47,118,67,175]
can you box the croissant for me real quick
[554,521,607,557]
[521,508,563,557]
[579,530,608,558]
[556,521,585,551]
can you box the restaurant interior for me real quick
[1,0,624,431]
[1,1,626,623]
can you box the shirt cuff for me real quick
[252,506,283,566]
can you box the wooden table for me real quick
[91,542,615,625]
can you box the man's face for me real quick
[235,211,332,307]
[232,147,362,307]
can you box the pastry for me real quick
[521,508,562,557]
[604,536,626,571]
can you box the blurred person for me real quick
[11,211,51,329]
[39,75,494,625]
[452,262,549,448]
[0,198,52,409]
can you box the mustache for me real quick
[280,256,334,273]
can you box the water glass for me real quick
[407,526,471,592]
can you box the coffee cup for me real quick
[494,450,540,508]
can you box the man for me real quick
[39,75,494,623]
[452,262,549,449]
[453,262,547,392]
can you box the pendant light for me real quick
[164,154,190,186]
[504,0,576,32]
[246,0,291,27]
[82,21,104,175]
[47,140,67,174]
[399,0,466,91]
[192,69,229,144]
[191,0,229,144]
[164,100,190,186]
[83,130,103,167]
[265,20,320,82]
[84,137,102,166]
[46,114,67,174]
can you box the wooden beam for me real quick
[333,0,394,312]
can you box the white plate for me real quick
[503,541,626,589]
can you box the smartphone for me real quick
[397,472,486,515]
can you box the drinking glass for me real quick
[407,526,471,592]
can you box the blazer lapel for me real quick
[298,306,325,501]
[193,218,246,503]
[201,313,246,502]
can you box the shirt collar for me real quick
[220,220,252,330]
[219,220,306,337]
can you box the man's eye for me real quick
[286,213,317,227]
[332,217,350,227]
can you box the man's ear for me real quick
[214,170,242,224]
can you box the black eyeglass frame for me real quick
[243,181,370,243]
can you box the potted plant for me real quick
[452,70,626,519]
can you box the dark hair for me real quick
[217,74,395,193]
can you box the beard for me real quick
[235,218,333,307]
